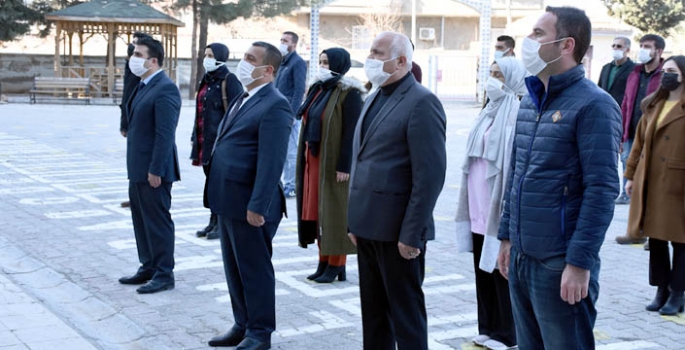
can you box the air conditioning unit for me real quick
[419,27,435,41]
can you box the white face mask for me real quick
[494,48,510,60]
[237,59,265,87]
[364,57,397,87]
[612,49,625,61]
[638,48,653,64]
[279,43,289,56]
[521,37,565,76]
[203,57,224,73]
[485,77,507,101]
[128,56,150,77]
[317,67,336,82]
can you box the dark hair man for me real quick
[207,41,292,350]
[118,36,181,295]
[275,31,307,199]
[495,35,516,58]
[497,7,622,349]
[614,34,665,245]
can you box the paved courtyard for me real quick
[0,101,683,349]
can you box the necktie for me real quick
[138,81,145,91]
[220,92,249,134]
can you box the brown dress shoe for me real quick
[615,234,647,245]
[121,201,131,208]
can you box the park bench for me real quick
[29,77,91,105]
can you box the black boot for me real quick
[646,286,670,311]
[196,213,217,237]
[659,290,684,315]
[307,261,328,280]
[314,265,346,283]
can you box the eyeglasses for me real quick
[611,44,624,49]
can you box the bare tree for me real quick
[358,0,404,37]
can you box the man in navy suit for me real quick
[207,42,292,350]
[347,32,447,350]
[118,36,181,295]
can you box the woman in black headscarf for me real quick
[191,43,243,240]
[296,48,366,283]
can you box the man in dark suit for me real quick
[118,36,181,294]
[347,31,447,350]
[119,31,151,209]
[597,36,635,205]
[207,42,292,350]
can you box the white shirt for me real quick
[227,82,268,116]
[242,82,269,105]
[141,69,163,85]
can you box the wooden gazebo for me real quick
[45,0,184,98]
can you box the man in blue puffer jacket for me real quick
[496,6,622,350]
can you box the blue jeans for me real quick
[282,120,300,190]
[619,139,633,196]
[508,248,599,350]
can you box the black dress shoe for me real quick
[118,272,153,285]
[197,213,218,237]
[208,327,245,347]
[136,279,174,294]
[206,226,220,240]
[236,337,270,350]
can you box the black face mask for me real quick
[661,72,681,91]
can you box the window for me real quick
[352,26,371,50]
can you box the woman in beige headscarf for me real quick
[455,57,528,350]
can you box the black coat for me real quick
[190,66,243,165]
[598,58,635,108]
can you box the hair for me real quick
[545,6,591,64]
[135,36,165,67]
[132,31,152,41]
[645,55,685,110]
[252,41,282,74]
[640,34,666,50]
[614,36,631,49]
[283,31,299,44]
[497,35,515,49]
[377,32,413,68]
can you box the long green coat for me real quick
[296,77,365,255]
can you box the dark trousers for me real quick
[356,237,427,350]
[128,181,174,281]
[217,216,280,343]
[508,248,598,350]
[472,233,516,346]
[649,238,685,291]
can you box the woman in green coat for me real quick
[296,48,365,283]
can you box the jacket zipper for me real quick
[561,185,568,237]
[516,110,543,251]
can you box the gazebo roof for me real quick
[45,0,184,27]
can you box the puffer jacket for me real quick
[497,65,622,270]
